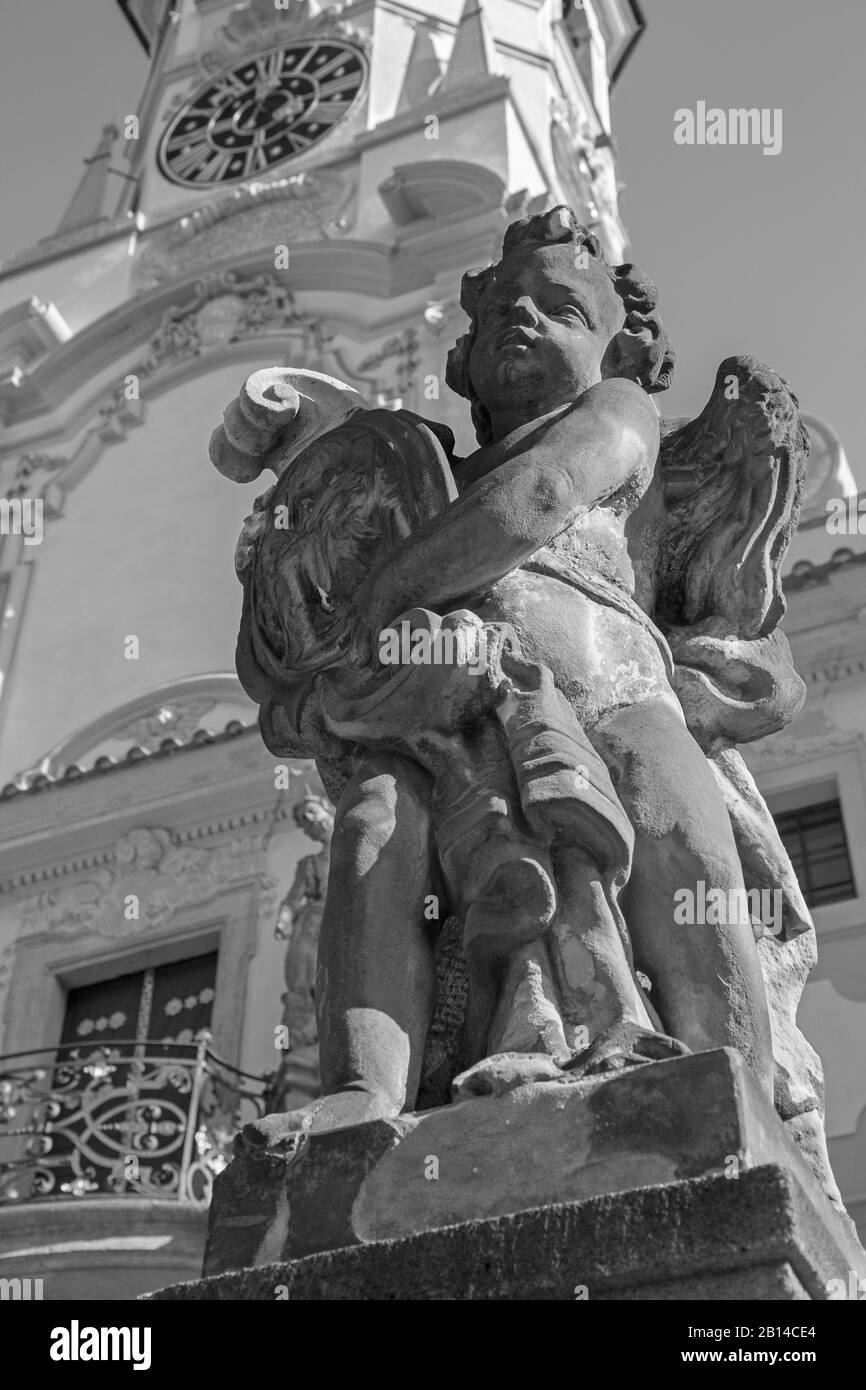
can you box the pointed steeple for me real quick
[441,0,499,92]
[54,124,120,236]
[396,27,443,113]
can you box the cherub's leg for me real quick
[241,752,437,1150]
[550,848,658,1047]
[317,751,438,1114]
[590,697,774,1100]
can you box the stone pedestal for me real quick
[146,1050,866,1301]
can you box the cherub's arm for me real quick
[357,378,658,635]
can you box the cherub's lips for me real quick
[496,326,539,349]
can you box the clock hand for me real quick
[253,74,282,101]
[273,92,305,122]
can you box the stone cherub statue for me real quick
[274,791,334,1050]
[212,205,840,1208]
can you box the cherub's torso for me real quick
[453,437,673,730]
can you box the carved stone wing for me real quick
[651,356,810,757]
[654,355,809,639]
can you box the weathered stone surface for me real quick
[351,1048,751,1244]
[202,1115,416,1277]
[201,1049,864,1284]
[148,1161,865,1301]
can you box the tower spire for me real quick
[54,124,121,236]
[441,0,499,92]
[396,27,443,113]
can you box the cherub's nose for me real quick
[509,295,539,325]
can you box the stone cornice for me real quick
[0,728,319,896]
[28,673,253,777]
[0,217,139,284]
[1,810,277,900]
[0,247,447,434]
[745,723,866,773]
[0,266,326,429]
[784,549,866,594]
[799,654,866,688]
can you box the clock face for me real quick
[158,40,367,187]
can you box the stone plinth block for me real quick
[150,1049,864,1300]
[149,1164,860,1301]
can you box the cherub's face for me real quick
[468,243,625,433]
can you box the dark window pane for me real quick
[772,799,855,908]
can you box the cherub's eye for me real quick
[553,303,589,324]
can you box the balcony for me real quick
[0,1032,272,1298]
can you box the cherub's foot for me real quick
[237,1089,402,1158]
[452,1051,572,1100]
[562,1021,691,1078]
[236,1104,321,1161]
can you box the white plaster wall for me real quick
[799,979,866,1139]
[0,235,137,339]
[0,361,262,782]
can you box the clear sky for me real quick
[612,0,865,469]
[0,0,862,460]
[0,0,146,254]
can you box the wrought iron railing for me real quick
[0,1032,273,1206]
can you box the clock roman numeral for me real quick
[255,51,283,84]
[309,99,353,126]
[195,148,237,182]
[164,126,206,153]
[284,130,313,153]
[243,134,271,176]
[316,74,361,101]
[206,72,247,106]
[167,140,212,180]
[311,52,360,83]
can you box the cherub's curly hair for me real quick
[445,205,676,445]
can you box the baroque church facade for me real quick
[0,0,863,1299]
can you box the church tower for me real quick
[0,0,643,777]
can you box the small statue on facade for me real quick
[273,792,334,1050]
[212,204,841,1209]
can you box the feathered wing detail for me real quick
[656,355,809,638]
[652,356,810,753]
[651,355,812,929]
